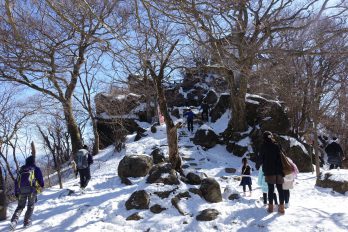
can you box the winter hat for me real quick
[25,156,35,166]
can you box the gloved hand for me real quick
[15,193,19,199]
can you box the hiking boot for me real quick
[9,221,17,231]
[278,204,285,214]
[24,221,32,228]
[267,204,273,213]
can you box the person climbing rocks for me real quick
[183,107,196,133]
[75,145,93,190]
[10,156,44,230]
[259,131,285,214]
[325,137,344,169]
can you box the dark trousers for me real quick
[284,190,290,204]
[201,111,209,121]
[187,119,193,132]
[329,164,340,169]
[263,192,278,205]
[11,193,37,225]
[242,185,252,192]
[268,183,284,204]
[78,168,91,188]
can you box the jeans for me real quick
[268,183,284,204]
[11,193,37,225]
[284,190,290,204]
[78,168,91,188]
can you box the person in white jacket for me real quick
[282,157,299,208]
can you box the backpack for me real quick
[76,149,89,169]
[18,166,36,194]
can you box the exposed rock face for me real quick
[226,142,248,157]
[186,172,202,185]
[118,155,153,178]
[246,95,290,134]
[277,136,312,172]
[210,94,230,122]
[199,178,222,203]
[196,209,220,221]
[193,126,218,149]
[125,190,150,210]
[225,168,237,174]
[150,148,166,164]
[146,163,180,185]
[316,171,348,194]
[171,108,181,119]
[203,90,218,106]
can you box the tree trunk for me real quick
[31,141,36,160]
[313,117,320,178]
[226,69,248,132]
[53,152,63,189]
[92,118,99,155]
[0,166,7,221]
[63,100,83,158]
[154,76,181,172]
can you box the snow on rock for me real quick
[2,125,348,232]
[210,110,230,134]
[281,135,309,155]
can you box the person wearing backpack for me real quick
[10,156,44,230]
[75,145,93,190]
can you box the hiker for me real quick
[200,101,209,121]
[183,107,196,133]
[325,137,344,169]
[282,157,298,208]
[258,165,278,206]
[10,156,44,230]
[239,157,252,196]
[75,145,93,190]
[260,131,285,214]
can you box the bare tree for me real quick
[148,0,347,132]
[0,0,122,156]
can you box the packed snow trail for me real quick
[1,124,347,231]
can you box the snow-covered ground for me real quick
[1,123,348,232]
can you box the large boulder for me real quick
[118,155,153,178]
[203,90,218,106]
[146,163,180,185]
[186,172,202,185]
[199,178,222,203]
[196,209,220,221]
[125,190,150,210]
[316,170,348,194]
[246,94,290,134]
[210,94,230,122]
[150,148,166,164]
[193,125,218,149]
[226,142,248,157]
[277,136,312,172]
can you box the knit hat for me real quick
[25,156,35,166]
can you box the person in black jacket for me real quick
[260,131,285,214]
[325,137,344,169]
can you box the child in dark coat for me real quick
[240,158,252,196]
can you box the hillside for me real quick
[1,121,347,232]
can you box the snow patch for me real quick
[281,136,309,155]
